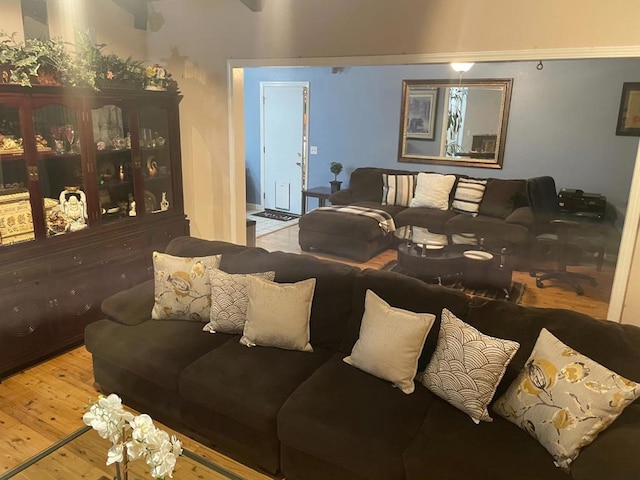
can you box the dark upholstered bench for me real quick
[298,208,393,262]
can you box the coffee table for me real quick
[0,425,245,480]
[394,226,513,298]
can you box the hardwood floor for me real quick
[0,225,614,478]
[257,224,615,320]
[0,347,274,479]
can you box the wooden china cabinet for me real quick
[0,85,189,379]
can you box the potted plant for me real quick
[329,161,343,193]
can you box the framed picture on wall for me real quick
[616,82,640,136]
[402,86,438,140]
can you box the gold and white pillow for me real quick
[240,276,316,352]
[151,252,221,321]
[344,290,435,394]
[493,328,640,471]
[203,269,276,334]
[418,309,519,423]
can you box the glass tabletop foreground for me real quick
[1,425,244,480]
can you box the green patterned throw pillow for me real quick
[151,252,221,321]
[493,328,640,471]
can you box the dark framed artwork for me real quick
[402,86,438,140]
[616,82,640,136]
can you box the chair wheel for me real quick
[529,270,537,278]
[536,278,544,289]
[575,285,584,296]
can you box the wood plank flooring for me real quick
[0,224,614,479]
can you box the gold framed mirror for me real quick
[398,78,513,169]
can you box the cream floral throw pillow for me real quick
[203,269,275,334]
[493,328,640,471]
[418,308,520,423]
[151,252,221,321]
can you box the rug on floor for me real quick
[381,260,526,304]
[252,209,300,222]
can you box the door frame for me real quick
[259,81,310,212]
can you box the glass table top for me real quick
[1,425,244,480]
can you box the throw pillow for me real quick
[409,173,456,210]
[418,309,520,423]
[382,173,416,207]
[452,177,487,216]
[203,269,276,334]
[240,276,316,352]
[493,328,640,471]
[478,178,525,219]
[344,290,436,394]
[151,252,222,321]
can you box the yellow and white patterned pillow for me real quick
[151,252,221,321]
[493,328,640,471]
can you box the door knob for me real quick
[296,162,301,166]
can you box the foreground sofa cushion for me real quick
[403,399,568,480]
[344,290,435,394]
[85,319,233,392]
[179,340,333,472]
[278,353,437,480]
[493,328,640,470]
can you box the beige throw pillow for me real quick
[203,269,276,334]
[493,328,640,471]
[418,309,520,423]
[409,172,456,210]
[151,252,221,321]
[240,276,316,352]
[344,290,435,394]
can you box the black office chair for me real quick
[527,176,607,295]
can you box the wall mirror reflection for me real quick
[398,78,513,168]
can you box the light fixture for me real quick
[450,62,474,73]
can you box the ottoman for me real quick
[298,208,394,262]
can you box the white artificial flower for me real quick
[106,443,125,465]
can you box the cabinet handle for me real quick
[28,166,39,182]
[73,255,83,265]
[12,272,23,283]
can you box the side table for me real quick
[302,186,332,214]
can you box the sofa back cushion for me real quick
[340,269,470,370]
[464,298,640,401]
[348,167,415,203]
[478,178,527,219]
[220,249,360,351]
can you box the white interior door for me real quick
[261,82,308,215]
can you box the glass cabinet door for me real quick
[0,102,35,246]
[32,102,88,237]
[91,103,135,220]
[139,105,173,214]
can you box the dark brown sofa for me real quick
[84,236,640,480]
[298,167,533,261]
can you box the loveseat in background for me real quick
[298,167,533,262]
[84,236,640,480]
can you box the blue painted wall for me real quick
[245,59,640,220]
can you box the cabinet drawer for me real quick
[49,250,104,274]
[0,263,48,289]
[103,236,149,260]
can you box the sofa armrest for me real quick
[569,405,640,480]
[504,206,533,229]
[329,188,354,205]
[101,279,154,326]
